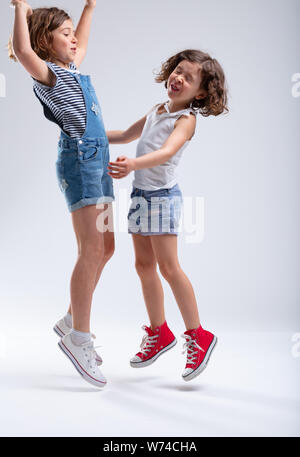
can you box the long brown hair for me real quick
[8,7,70,62]
[155,49,229,117]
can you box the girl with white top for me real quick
[107,49,228,381]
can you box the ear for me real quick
[195,90,207,100]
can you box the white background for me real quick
[0,0,299,437]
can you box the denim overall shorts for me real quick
[54,73,114,212]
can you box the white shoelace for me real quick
[181,334,205,365]
[81,340,98,370]
[140,325,159,355]
[91,333,102,360]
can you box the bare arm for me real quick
[107,114,196,179]
[11,1,53,86]
[73,0,97,68]
[106,115,147,144]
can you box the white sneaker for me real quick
[58,333,107,388]
[53,318,103,366]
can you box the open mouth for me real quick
[170,83,180,92]
[71,48,77,53]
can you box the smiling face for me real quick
[51,19,78,66]
[167,60,206,107]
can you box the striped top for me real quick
[33,61,86,138]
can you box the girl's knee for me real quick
[158,262,181,281]
[135,260,157,278]
[80,242,104,265]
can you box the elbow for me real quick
[162,148,174,161]
[123,132,134,144]
[12,42,32,58]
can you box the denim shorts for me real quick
[56,137,115,212]
[128,184,183,236]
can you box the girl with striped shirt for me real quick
[10,0,113,388]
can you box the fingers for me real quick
[107,172,126,180]
[107,156,129,179]
[108,162,126,170]
[107,167,127,179]
[107,169,126,175]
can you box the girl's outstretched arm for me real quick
[106,115,147,144]
[11,0,52,85]
[107,114,196,179]
[73,0,97,67]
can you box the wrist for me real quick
[132,158,138,171]
[15,3,31,16]
[85,4,96,11]
[15,3,25,11]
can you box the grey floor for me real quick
[1,316,299,437]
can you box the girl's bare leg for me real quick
[150,235,200,331]
[67,204,114,315]
[132,234,165,330]
[68,204,114,332]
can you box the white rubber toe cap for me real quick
[130,355,142,363]
[183,368,193,377]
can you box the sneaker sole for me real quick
[182,335,218,382]
[58,340,106,388]
[54,325,103,366]
[130,337,177,368]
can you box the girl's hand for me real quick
[107,156,136,179]
[85,0,96,8]
[10,0,32,16]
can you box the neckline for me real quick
[50,61,79,73]
[156,101,193,116]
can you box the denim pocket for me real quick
[79,145,101,163]
[82,146,98,161]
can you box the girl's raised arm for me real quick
[73,0,97,68]
[11,1,52,86]
[11,0,54,86]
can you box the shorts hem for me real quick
[128,231,178,236]
[69,196,115,212]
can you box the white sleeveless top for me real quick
[132,102,196,190]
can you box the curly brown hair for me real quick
[155,49,229,117]
[8,7,71,62]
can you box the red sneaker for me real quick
[130,321,177,368]
[181,325,217,381]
